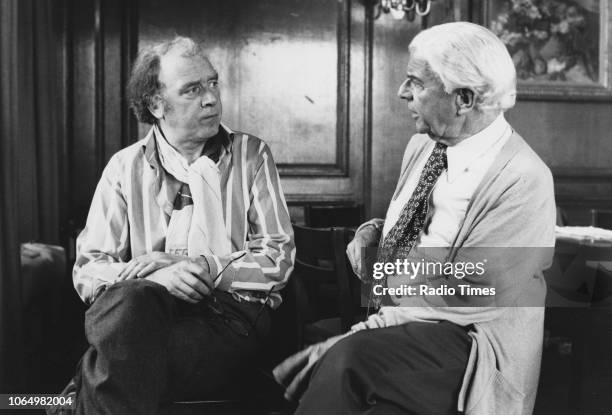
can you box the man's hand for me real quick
[118,252,184,281]
[346,225,380,280]
[273,333,351,402]
[145,258,213,304]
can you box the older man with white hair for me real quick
[274,22,555,415]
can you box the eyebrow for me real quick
[179,81,201,92]
[179,74,218,93]
[405,74,423,83]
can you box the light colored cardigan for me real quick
[353,131,556,415]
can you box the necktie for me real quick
[379,142,448,260]
[371,142,447,308]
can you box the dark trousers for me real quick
[295,321,471,415]
[74,279,270,415]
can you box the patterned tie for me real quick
[371,142,447,308]
[379,142,448,261]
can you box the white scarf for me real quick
[154,125,231,257]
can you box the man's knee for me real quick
[85,279,172,335]
[111,278,169,302]
[314,333,373,381]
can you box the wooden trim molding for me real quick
[553,167,612,209]
[277,0,351,178]
[552,167,612,182]
[285,192,357,203]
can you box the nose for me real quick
[200,88,218,108]
[397,79,412,100]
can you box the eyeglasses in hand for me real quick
[202,252,274,338]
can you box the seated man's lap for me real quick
[165,291,272,401]
[297,321,472,415]
[84,279,271,402]
[84,279,174,342]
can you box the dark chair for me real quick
[20,243,66,392]
[590,208,612,230]
[304,203,365,228]
[291,224,361,349]
[542,240,590,413]
[540,241,612,413]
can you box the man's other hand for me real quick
[346,225,380,280]
[145,258,213,303]
[118,252,184,280]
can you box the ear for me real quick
[454,88,476,116]
[147,95,164,120]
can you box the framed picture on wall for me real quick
[482,0,612,100]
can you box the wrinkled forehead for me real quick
[158,52,216,87]
[405,53,434,81]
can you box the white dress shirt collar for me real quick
[446,113,511,183]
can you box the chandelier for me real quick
[377,0,434,21]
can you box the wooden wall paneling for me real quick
[137,0,341,170]
[138,0,366,206]
[369,15,420,217]
[277,0,350,178]
[506,100,612,222]
[553,168,612,224]
[63,0,612,224]
[361,0,375,218]
[276,0,366,203]
[506,101,612,170]
[350,0,368,209]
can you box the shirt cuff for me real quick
[356,218,384,235]
[350,311,388,331]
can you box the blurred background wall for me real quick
[54,0,612,237]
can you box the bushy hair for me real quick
[409,22,517,112]
[127,37,206,124]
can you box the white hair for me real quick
[409,22,516,112]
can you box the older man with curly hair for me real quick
[50,37,294,415]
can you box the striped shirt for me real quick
[73,125,295,307]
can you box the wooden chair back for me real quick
[304,203,365,228]
[291,224,356,348]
